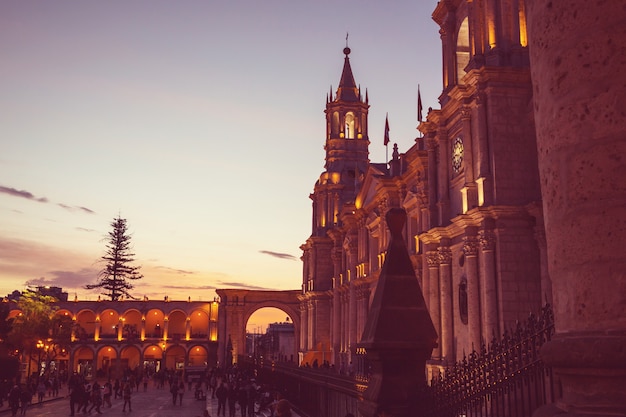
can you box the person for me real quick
[177,381,185,405]
[103,381,112,408]
[275,399,292,417]
[122,383,132,412]
[114,379,121,399]
[88,381,102,414]
[9,385,21,417]
[69,381,84,416]
[227,384,237,417]
[35,381,45,404]
[170,380,179,405]
[19,384,31,416]
[215,382,227,417]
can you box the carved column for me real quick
[479,229,498,341]
[438,245,454,362]
[426,250,442,359]
[528,1,626,414]
[348,278,357,354]
[461,107,477,211]
[426,136,439,227]
[475,91,491,206]
[463,234,481,350]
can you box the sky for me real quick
[0,1,442,327]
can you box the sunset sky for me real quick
[0,1,441,327]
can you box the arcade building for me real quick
[8,299,219,381]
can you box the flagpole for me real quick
[417,84,424,138]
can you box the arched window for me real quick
[456,17,470,84]
[345,112,355,139]
[332,112,340,136]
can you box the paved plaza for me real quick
[0,385,298,417]
[1,385,211,417]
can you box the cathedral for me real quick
[299,0,548,379]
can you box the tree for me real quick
[7,292,73,382]
[86,216,143,301]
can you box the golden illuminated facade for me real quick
[300,0,548,377]
[11,300,219,380]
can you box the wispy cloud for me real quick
[259,250,297,261]
[58,203,96,214]
[0,185,48,202]
[153,266,196,275]
[219,281,274,291]
[0,184,95,214]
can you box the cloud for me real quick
[0,184,95,214]
[153,266,196,275]
[0,185,48,202]
[76,227,97,233]
[218,281,274,291]
[58,203,96,214]
[259,250,297,261]
[26,268,99,289]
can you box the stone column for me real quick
[438,245,454,363]
[94,318,101,341]
[426,136,439,227]
[300,303,308,354]
[426,251,441,359]
[479,229,498,341]
[348,279,357,353]
[527,1,626,415]
[463,234,481,351]
[332,279,340,364]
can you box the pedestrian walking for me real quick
[9,385,21,417]
[122,383,132,412]
[215,382,227,417]
[19,385,31,416]
[178,381,185,405]
[36,381,46,403]
[170,380,179,405]
[103,381,112,408]
[69,381,84,416]
[88,381,102,414]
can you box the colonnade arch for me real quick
[216,289,300,367]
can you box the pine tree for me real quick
[86,216,143,301]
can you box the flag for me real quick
[384,113,390,146]
[417,84,423,122]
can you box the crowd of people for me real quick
[0,364,296,417]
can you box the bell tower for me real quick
[310,46,370,241]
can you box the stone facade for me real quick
[299,0,550,379]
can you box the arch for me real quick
[100,309,119,339]
[345,112,356,139]
[95,345,118,379]
[332,111,340,136]
[121,309,142,341]
[456,17,470,84]
[190,309,209,339]
[164,345,186,372]
[73,346,95,379]
[188,345,208,367]
[168,310,187,341]
[120,345,141,374]
[215,290,300,367]
[145,308,165,339]
[75,310,96,341]
[143,344,164,374]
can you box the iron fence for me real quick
[424,304,560,417]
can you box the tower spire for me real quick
[335,43,359,102]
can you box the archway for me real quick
[120,345,141,376]
[96,346,118,380]
[73,346,94,380]
[215,289,300,367]
[164,345,185,372]
[143,345,163,376]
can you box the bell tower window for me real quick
[345,112,355,139]
[456,17,470,84]
[332,112,340,136]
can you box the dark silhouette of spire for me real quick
[336,46,359,102]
